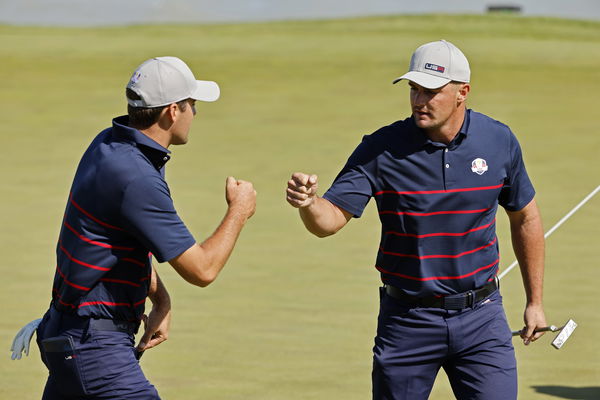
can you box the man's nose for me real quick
[412,91,427,106]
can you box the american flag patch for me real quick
[424,63,445,73]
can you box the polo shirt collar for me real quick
[111,115,172,170]
[410,109,471,149]
[459,108,471,136]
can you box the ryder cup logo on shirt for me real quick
[471,158,488,175]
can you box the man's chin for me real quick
[414,119,433,129]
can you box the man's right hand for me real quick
[226,176,256,220]
[286,172,318,208]
[169,177,256,287]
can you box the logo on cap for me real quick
[424,63,445,73]
[130,72,142,86]
[471,158,488,175]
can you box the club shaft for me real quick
[511,325,559,336]
[499,184,600,280]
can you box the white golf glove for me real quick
[10,318,42,360]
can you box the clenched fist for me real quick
[226,176,256,220]
[286,172,318,208]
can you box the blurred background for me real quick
[1,1,599,399]
[1,0,600,26]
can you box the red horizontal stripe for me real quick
[59,299,76,309]
[56,265,91,291]
[78,298,146,308]
[52,288,76,309]
[70,193,124,231]
[78,301,132,308]
[122,258,146,267]
[59,242,110,271]
[375,183,503,196]
[133,298,146,307]
[380,238,497,260]
[385,219,495,238]
[140,275,151,282]
[53,290,146,311]
[380,208,489,217]
[64,220,134,251]
[376,258,499,281]
[100,278,141,288]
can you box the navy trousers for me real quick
[36,307,160,400]
[372,288,517,400]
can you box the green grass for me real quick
[1,14,599,399]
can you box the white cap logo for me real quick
[471,158,488,175]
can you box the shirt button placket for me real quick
[441,147,448,189]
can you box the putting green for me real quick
[1,14,599,399]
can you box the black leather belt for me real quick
[49,304,139,335]
[384,277,499,310]
[89,318,138,335]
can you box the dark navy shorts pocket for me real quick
[41,335,88,397]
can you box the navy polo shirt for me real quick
[323,109,535,297]
[51,116,196,321]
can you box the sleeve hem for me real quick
[501,189,535,212]
[322,192,365,218]
[155,238,197,263]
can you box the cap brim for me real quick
[392,71,450,89]
[192,80,220,102]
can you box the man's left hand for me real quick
[520,303,547,345]
[136,306,171,353]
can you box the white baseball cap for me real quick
[126,56,220,108]
[393,40,470,89]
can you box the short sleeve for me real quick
[323,136,377,217]
[120,175,196,262]
[498,131,536,211]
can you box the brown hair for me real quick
[126,88,188,130]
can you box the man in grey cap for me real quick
[286,40,546,399]
[12,56,256,399]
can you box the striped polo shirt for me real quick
[51,116,196,322]
[323,109,535,297]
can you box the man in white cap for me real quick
[12,57,256,399]
[286,40,546,399]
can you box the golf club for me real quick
[511,319,578,349]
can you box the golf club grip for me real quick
[511,326,557,336]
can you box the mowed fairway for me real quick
[1,14,599,399]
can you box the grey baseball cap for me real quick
[126,56,220,108]
[393,40,470,89]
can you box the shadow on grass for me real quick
[532,386,600,400]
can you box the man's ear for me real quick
[457,83,470,103]
[166,103,179,122]
[157,103,178,130]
